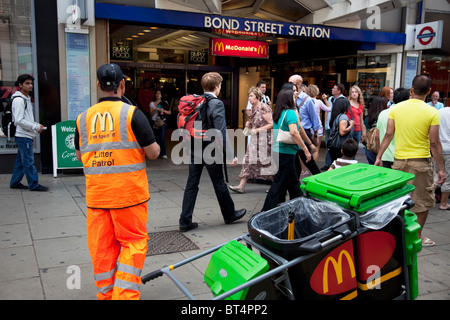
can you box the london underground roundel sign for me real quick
[417,26,435,46]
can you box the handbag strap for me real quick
[279,109,289,128]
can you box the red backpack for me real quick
[177,94,210,139]
[176,94,229,182]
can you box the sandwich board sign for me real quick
[52,120,83,177]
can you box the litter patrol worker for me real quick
[75,63,160,300]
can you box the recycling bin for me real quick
[204,240,273,300]
[301,163,421,300]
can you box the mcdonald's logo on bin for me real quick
[310,240,357,299]
[91,111,114,134]
[210,38,269,59]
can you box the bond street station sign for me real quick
[96,3,407,45]
[210,38,269,59]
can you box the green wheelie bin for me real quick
[301,163,422,300]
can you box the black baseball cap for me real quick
[97,63,124,93]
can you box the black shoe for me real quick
[10,183,29,190]
[224,209,246,224]
[320,166,329,172]
[179,222,198,232]
[31,185,49,192]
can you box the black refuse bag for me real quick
[248,197,357,258]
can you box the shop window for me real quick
[421,55,450,107]
[0,0,34,153]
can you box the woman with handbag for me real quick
[327,98,354,162]
[261,89,310,212]
[150,89,171,158]
[365,96,388,164]
[229,87,274,194]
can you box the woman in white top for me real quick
[306,85,331,163]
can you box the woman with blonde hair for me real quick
[347,85,366,145]
[229,86,274,194]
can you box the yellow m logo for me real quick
[91,112,114,134]
[257,45,267,55]
[214,42,225,52]
[322,250,356,294]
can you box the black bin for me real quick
[248,197,359,300]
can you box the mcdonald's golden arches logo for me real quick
[322,249,356,294]
[91,111,114,134]
[310,240,357,297]
[257,45,267,55]
[214,41,225,52]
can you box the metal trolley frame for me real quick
[141,203,414,300]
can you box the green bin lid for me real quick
[300,163,415,212]
[204,240,269,300]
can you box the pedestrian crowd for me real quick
[5,67,449,300]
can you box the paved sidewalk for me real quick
[0,145,449,300]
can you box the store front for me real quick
[96,3,406,129]
[0,0,61,174]
[0,0,38,154]
[420,10,450,107]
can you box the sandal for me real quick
[422,237,436,247]
[228,185,246,194]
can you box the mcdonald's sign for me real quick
[210,38,269,59]
[91,111,114,134]
[310,240,357,298]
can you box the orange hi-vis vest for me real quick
[76,100,149,209]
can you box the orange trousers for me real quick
[87,203,149,300]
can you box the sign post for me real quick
[52,120,83,177]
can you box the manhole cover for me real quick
[147,230,199,256]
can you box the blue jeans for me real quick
[325,128,332,168]
[155,124,167,156]
[10,137,39,190]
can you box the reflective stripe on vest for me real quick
[79,104,140,154]
[79,103,143,176]
[77,102,149,209]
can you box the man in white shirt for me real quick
[438,105,450,210]
[9,74,48,191]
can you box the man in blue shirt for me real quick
[428,91,444,110]
[289,74,321,175]
[300,94,321,139]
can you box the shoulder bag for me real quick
[327,114,352,150]
[366,123,379,153]
[276,110,296,144]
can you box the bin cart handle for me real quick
[142,269,164,284]
[402,199,415,210]
[297,224,352,253]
